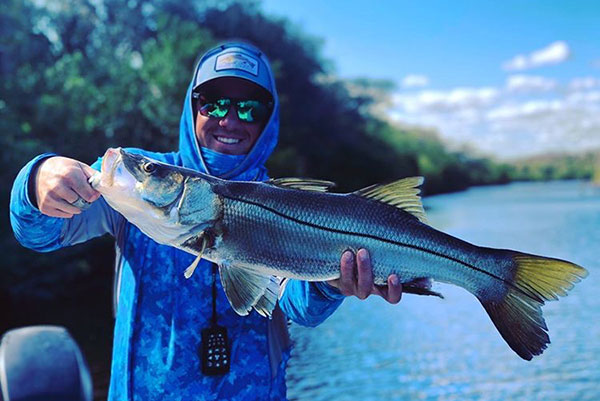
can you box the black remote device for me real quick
[200,325,230,375]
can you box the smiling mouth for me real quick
[216,136,242,145]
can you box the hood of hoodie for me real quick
[178,42,279,181]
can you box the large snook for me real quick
[90,148,587,360]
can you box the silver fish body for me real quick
[91,148,587,360]
[208,181,505,299]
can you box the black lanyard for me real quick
[200,263,230,375]
[211,263,218,326]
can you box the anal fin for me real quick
[403,277,444,298]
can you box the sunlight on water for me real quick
[286,180,600,401]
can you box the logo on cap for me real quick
[215,52,259,76]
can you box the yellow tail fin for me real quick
[481,254,587,360]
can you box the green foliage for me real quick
[1,0,216,298]
[1,0,584,302]
[371,121,513,194]
[509,152,599,182]
[6,1,590,391]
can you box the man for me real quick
[10,42,402,400]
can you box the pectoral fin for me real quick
[219,265,281,317]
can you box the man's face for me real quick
[194,77,270,155]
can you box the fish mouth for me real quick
[100,147,123,187]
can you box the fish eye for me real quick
[142,162,156,174]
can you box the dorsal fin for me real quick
[268,177,336,192]
[354,176,427,223]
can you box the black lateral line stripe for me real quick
[222,194,537,301]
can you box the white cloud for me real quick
[502,41,570,71]
[483,95,600,156]
[566,90,600,104]
[503,55,529,71]
[394,87,498,114]
[568,77,600,91]
[506,75,557,93]
[401,74,430,88]
[389,78,600,158]
[487,100,564,121]
[530,41,570,66]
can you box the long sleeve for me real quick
[10,154,123,252]
[279,280,345,327]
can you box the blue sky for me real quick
[261,0,600,159]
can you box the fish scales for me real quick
[210,180,512,298]
[91,148,588,360]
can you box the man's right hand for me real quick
[33,156,101,218]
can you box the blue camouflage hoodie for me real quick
[10,42,345,401]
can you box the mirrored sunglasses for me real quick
[193,94,272,123]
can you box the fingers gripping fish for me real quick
[90,148,588,361]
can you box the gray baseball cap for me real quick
[192,42,275,96]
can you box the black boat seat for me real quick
[0,326,92,401]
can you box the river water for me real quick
[286,180,600,401]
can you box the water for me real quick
[286,180,600,401]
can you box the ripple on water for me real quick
[286,181,600,401]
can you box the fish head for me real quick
[91,148,185,220]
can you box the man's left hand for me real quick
[327,249,402,304]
